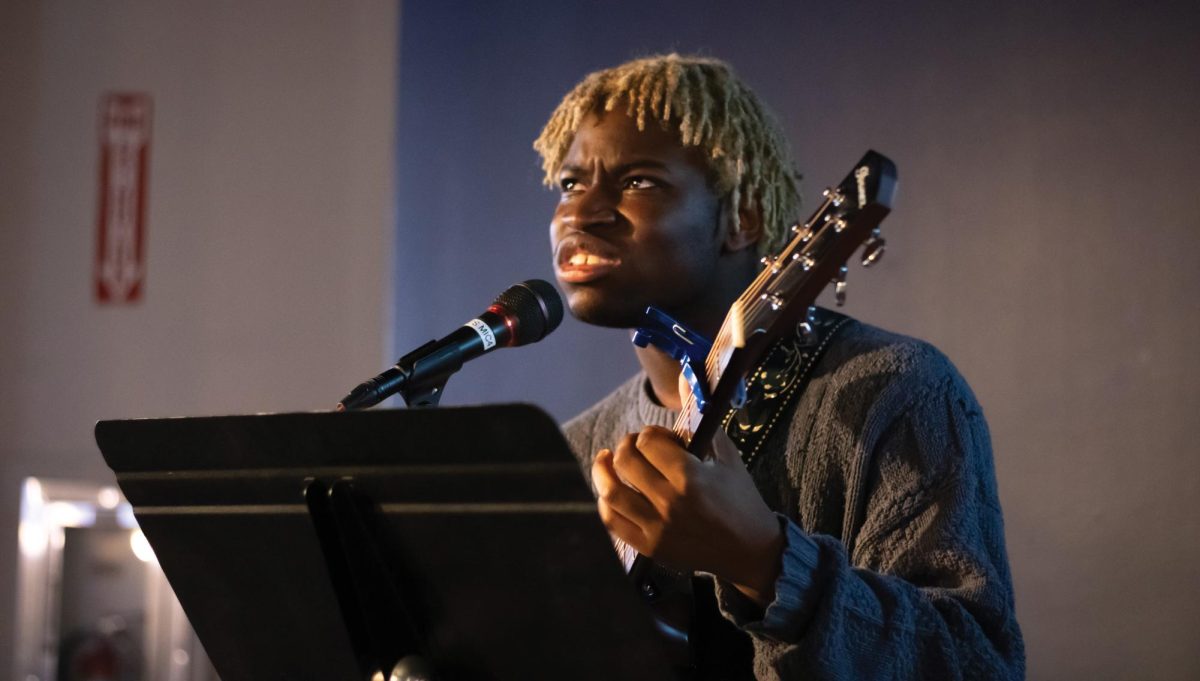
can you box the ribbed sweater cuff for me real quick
[718,514,821,640]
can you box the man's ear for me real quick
[722,197,764,253]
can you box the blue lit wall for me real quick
[393,3,1200,676]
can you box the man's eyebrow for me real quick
[558,159,672,176]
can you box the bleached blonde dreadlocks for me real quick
[533,54,802,255]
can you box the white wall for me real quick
[0,0,398,674]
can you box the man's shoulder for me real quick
[826,316,964,384]
[816,315,979,414]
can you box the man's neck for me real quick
[634,342,687,411]
[631,252,758,411]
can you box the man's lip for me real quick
[556,260,620,283]
[553,233,622,283]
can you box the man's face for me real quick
[550,109,729,329]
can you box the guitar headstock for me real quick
[733,150,897,348]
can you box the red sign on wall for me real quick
[95,93,152,304]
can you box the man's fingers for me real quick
[592,448,660,528]
[596,497,648,549]
[612,433,673,501]
[634,426,693,485]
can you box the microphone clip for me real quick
[337,339,459,411]
[395,339,451,408]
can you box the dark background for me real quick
[393,1,1200,678]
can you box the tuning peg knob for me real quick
[790,253,816,271]
[760,255,780,273]
[761,292,786,310]
[822,187,845,207]
[861,235,886,267]
[799,306,818,343]
[833,265,848,307]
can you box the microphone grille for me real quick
[492,279,564,345]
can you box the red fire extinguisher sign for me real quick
[95,92,152,304]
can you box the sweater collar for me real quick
[635,372,679,430]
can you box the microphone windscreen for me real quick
[492,279,564,345]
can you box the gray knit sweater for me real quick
[563,319,1025,680]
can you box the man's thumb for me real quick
[710,428,744,465]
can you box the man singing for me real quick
[534,54,1024,679]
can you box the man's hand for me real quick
[592,425,785,606]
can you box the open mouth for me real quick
[554,233,622,284]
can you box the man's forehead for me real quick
[562,109,705,172]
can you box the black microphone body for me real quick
[338,280,562,410]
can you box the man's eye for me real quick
[560,178,582,193]
[624,176,659,190]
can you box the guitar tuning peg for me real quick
[833,265,848,307]
[861,232,886,268]
[790,252,816,271]
[822,187,845,207]
[760,292,786,311]
[760,255,780,273]
[799,305,818,343]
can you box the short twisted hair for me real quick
[533,54,802,254]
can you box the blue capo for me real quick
[632,306,746,414]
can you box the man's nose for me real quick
[559,184,618,231]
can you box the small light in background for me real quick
[45,501,95,528]
[116,502,138,529]
[18,478,47,558]
[18,521,47,558]
[129,529,157,563]
[21,478,45,510]
[98,486,121,510]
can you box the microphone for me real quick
[337,279,564,410]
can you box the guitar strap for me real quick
[721,308,852,467]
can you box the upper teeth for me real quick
[568,253,608,266]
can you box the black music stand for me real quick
[95,405,674,681]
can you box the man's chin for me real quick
[564,290,644,329]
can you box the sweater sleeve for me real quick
[714,376,1025,680]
